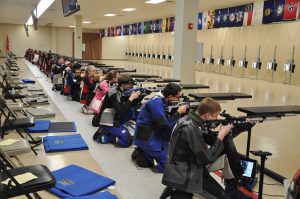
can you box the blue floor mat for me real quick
[64,191,118,199]
[21,79,36,84]
[48,122,77,132]
[49,165,116,198]
[27,120,51,132]
[43,134,88,153]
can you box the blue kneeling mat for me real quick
[43,134,88,153]
[27,120,51,132]
[21,79,36,84]
[65,191,118,199]
[49,165,116,198]
[48,122,77,132]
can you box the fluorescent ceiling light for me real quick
[104,13,117,17]
[69,25,75,28]
[27,16,33,26]
[26,0,55,25]
[83,21,91,24]
[145,0,167,4]
[36,0,55,18]
[122,8,136,12]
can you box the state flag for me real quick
[263,0,274,24]
[252,1,264,25]
[138,23,142,34]
[162,18,167,32]
[158,19,163,32]
[236,5,245,27]
[166,18,170,32]
[273,0,285,22]
[214,9,222,28]
[283,0,299,20]
[228,7,237,27]
[221,8,229,27]
[243,3,253,26]
[207,10,215,29]
[202,11,209,29]
[198,13,202,30]
[169,17,175,31]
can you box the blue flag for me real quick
[169,17,175,31]
[273,0,284,22]
[263,0,275,24]
[198,13,202,29]
[221,8,229,27]
[228,7,237,27]
[155,19,160,33]
[235,5,245,27]
[214,9,222,28]
[159,19,163,32]
[138,23,142,34]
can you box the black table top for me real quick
[131,74,161,78]
[237,105,300,116]
[157,83,209,89]
[154,78,180,83]
[189,93,252,100]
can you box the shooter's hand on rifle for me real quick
[218,124,233,141]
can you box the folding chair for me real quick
[0,138,31,167]
[0,150,56,199]
[0,96,41,155]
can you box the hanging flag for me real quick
[104,28,108,37]
[150,20,155,32]
[221,8,230,27]
[228,7,237,27]
[263,0,274,24]
[169,17,175,31]
[133,23,137,35]
[6,34,10,51]
[162,18,167,32]
[207,10,215,29]
[236,5,245,27]
[214,9,222,28]
[243,3,254,26]
[141,22,144,34]
[120,26,124,36]
[138,23,142,34]
[202,11,209,29]
[155,19,160,33]
[283,0,299,20]
[158,19,163,32]
[145,21,151,34]
[166,18,170,32]
[198,13,203,30]
[252,1,264,25]
[125,25,129,35]
[273,0,285,22]
[111,27,114,37]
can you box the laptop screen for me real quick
[241,160,254,178]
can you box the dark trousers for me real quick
[171,171,225,199]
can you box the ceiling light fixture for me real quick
[69,25,75,28]
[145,0,167,4]
[122,8,136,12]
[83,21,91,24]
[104,13,117,17]
[26,0,55,25]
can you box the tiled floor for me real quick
[8,58,300,199]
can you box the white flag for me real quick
[202,11,208,30]
[251,1,264,25]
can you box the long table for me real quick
[157,83,209,89]
[189,92,252,100]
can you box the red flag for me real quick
[6,34,10,51]
[283,0,299,20]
